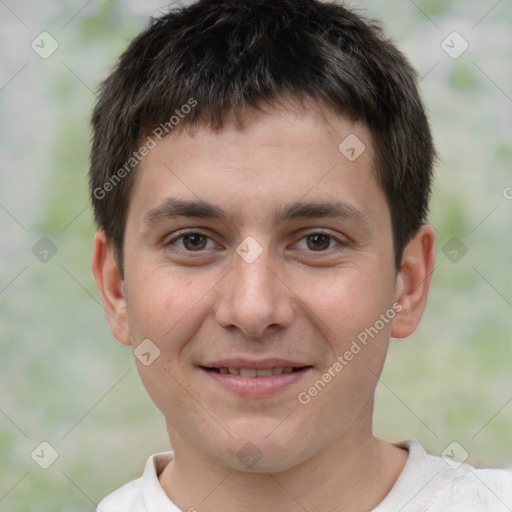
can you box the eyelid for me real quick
[164,228,349,253]
[166,229,219,251]
[290,230,348,249]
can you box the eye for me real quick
[169,232,216,251]
[293,232,341,252]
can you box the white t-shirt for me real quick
[97,439,512,512]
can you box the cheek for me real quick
[294,267,395,429]
[123,269,207,413]
[127,264,210,342]
[295,262,395,348]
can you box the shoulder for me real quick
[96,451,176,512]
[373,439,511,512]
[427,467,512,512]
[97,477,144,512]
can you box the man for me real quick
[89,0,511,510]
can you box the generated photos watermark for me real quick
[93,98,197,200]
[298,302,403,405]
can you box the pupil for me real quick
[307,234,330,251]
[184,234,206,250]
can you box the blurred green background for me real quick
[1,0,511,510]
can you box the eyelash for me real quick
[166,230,346,254]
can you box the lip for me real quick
[199,359,313,397]
[201,358,308,369]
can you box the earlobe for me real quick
[91,230,131,346]
[391,224,436,339]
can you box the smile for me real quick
[202,366,305,377]
[200,365,312,396]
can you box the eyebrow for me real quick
[143,197,370,229]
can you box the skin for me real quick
[93,99,435,512]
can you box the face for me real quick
[94,100,431,473]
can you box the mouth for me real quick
[200,366,308,377]
[199,362,313,396]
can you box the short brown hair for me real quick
[89,0,435,275]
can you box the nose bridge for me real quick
[214,245,293,337]
[235,251,275,302]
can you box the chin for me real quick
[211,425,313,474]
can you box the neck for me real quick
[159,424,407,512]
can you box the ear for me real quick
[391,224,436,339]
[91,230,131,346]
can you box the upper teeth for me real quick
[218,367,295,377]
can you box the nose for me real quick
[213,246,294,338]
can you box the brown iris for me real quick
[306,234,331,251]
[183,234,208,251]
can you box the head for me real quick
[91,0,436,473]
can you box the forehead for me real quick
[164,99,370,170]
[127,100,389,232]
